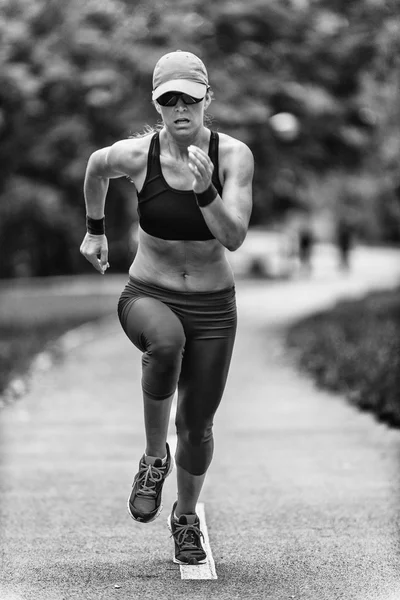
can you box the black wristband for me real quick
[195,183,218,207]
[86,216,105,235]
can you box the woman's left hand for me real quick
[188,145,214,193]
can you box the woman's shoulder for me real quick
[109,132,155,160]
[215,132,254,166]
[106,132,156,177]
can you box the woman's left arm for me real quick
[188,141,254,251]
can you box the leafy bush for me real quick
[286,287,400,428]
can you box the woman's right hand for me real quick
[80,233,109,274]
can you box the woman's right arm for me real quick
[84,146,128,219]
[80,143,132,274]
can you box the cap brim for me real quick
[152,80,207,101]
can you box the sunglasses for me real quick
[156,91,204,107]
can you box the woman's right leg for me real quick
[120,296,186,456]
[119,295,185,523]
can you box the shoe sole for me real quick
[127,455,174,524]
[167,514,207,565]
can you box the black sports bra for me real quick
[137,131,223,240]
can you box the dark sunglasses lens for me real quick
[157,92,178,106]
[157,92,203,106]
[181,94,202,104]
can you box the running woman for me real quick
[80,50,254,565]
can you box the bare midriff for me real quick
[129,227,235,292]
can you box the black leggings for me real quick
[117,277,237,475]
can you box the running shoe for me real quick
[127,443,173,523]
[167,501,207,565]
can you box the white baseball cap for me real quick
[152,50,209,101]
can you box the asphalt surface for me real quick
[1,244,400,600]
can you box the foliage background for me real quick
[286,285,400,429]
[0,0,399,277]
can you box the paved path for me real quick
[1,244,400,600]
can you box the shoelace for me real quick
[171,521,205,551]
[136,461,166,496]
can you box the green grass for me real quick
[0,276,122,397]
[286,286,400,428]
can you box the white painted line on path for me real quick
[169,434,177,458]
[170,392,177,425]
[179,503,218,580]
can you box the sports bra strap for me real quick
[138,132,163,190]
[209,131,218,170]
[148,132,161,173]
[209,131,222,194]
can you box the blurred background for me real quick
[0,0,400,425]
[0,0,399,278]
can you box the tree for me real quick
[0,0,399,277]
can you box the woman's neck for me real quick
[161,127,210,160]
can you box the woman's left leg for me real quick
[174,330,236,517]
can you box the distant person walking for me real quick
[336,218,354,271]
[298,224,314,275]
[80,50,254,565]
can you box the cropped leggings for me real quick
[117,277,237,475]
